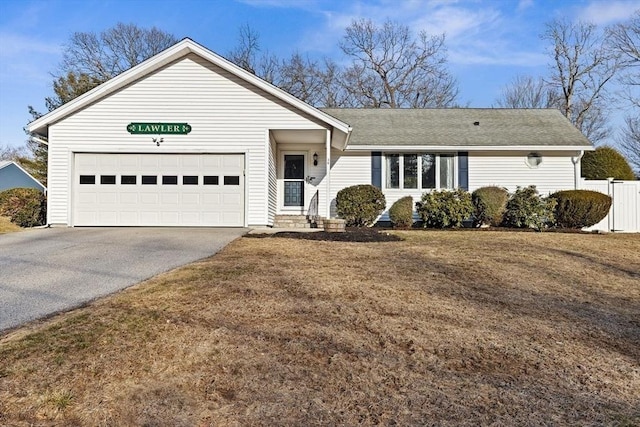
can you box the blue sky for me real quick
[0,0,638,149]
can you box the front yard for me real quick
[0,216,21,233]
[1,231,638,425]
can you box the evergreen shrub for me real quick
[336,184,386,227]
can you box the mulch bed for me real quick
[247,226,593,243]
[246,228,404,242]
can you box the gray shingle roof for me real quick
[321,108,593,148]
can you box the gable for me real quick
[27,38,350,142]
[49,54,329,140]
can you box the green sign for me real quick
[127,122,192,134]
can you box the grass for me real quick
[0,215,21,233]
[1,231,639,426]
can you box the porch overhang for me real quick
[270,128,351,150]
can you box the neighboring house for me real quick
[27,38,593,228]
[0,161,46,193]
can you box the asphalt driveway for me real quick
[0,227,246,332]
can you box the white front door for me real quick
[280,152,307,212]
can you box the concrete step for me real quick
[273,215,325,229]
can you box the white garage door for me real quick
[73,153,244,226]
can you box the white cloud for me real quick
[0,33,60,58]
[578,0,640,25]
[518,0,534,11]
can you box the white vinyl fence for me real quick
[580,178,640,233]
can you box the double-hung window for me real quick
[386,153,455,190]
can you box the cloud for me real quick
[0,33,60,58]
[578,0,640,25]
[294,1,544,67]
[517,0,534,11]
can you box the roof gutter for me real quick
[345,145,595,152]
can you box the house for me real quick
[0,160,46,193]
[27,38,593,228]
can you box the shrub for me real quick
[503,186,556,230]
[336,184,386,227]
[550,190,611,229]
[389,196,414,228]
[416,189,473,228]
[472,186,508,227]
[581,146,635,180]
[0,187,46,227]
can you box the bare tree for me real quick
[227,24,280,83]
[542,19,619,142]
[0,144,26,162]
[339,19,458,108]
[61,23,177,83]
[618,116,640,174]
[495,75,559,108]
[608,10,640,108]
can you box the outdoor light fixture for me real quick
[313,152,318,166]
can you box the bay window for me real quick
[386,153,456,190]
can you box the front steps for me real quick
[273,215,323,229]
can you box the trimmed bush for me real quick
[336,184,386,227]
[503,186,556,230]
[550,190,611,229]
[582,146,635,180]
[472,186,508,227]
[389,196,414,228]
[0,187,46,227]
[416,189,473,228]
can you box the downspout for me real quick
[571,150,584,189]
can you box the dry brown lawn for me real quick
[1,231,639,426]
[0,216,21,233]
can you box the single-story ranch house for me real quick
[27,38,593,228]
[0,160,46,193]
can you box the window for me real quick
[422,154,435,188]
[79,175,95,184]
[404,154,418,189]
[440,155,454,189]
[224,176,240,186]
[183,176,198,185]
[386,154,400,188]
[162,175,178,185]
[385,153,456,190]
[203,176,219,185]
[121,175,136,185]
[142,175,157,185]
[101,175,116,185]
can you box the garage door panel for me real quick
[120,211,139,224]
[98,192,118,204]
[74,153,244,226]
[121,193,138,204]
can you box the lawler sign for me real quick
[127,122,192,134]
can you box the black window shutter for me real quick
[371,151,382,188]
[458,152,469,191]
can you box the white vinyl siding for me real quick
[329,150,372,217]
[46,54,327,226]
[468,151,579,195]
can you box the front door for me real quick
[283,154,305,208]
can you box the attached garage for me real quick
[73,153,245,226]
[26,39,350,228]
